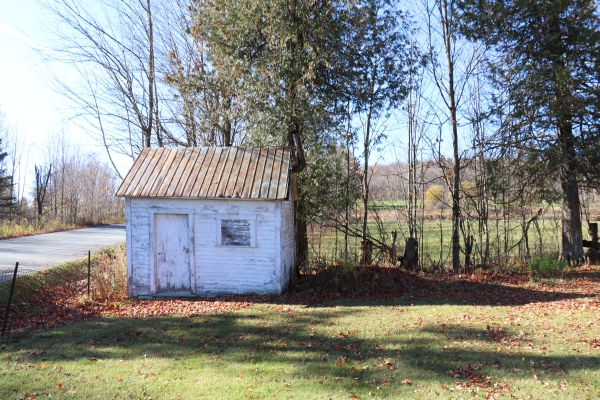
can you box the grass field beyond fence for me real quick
[309,219,562,268]
[1,298,599,399]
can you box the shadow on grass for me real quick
[5,305,598,376]
[2,297,599,398]
[285,265,598,307]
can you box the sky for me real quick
[0,0,134,179]
[0,0,441,188]
[0,0,58,136]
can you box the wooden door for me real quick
[154,213,191,294]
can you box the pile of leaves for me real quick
[449,363,491,388]
[448,364,514,398]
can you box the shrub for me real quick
[425,185,445,207]
[528,253,566,277]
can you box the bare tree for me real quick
[0,109,30,220]
[422,0,486,272]
[40,130,124,225]
[159,0,247,147]
[40,0,179,164]
[34,164,52,219]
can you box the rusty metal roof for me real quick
[116,147,292,199]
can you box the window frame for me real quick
[217,217,256,248]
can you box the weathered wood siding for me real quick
[127,198,292,297]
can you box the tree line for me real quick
[38,0,600,269]
[0,113,123,229]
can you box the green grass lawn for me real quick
[310,219,562,267]
[368,200,423,210]
[1,298,599,399]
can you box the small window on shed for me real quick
[220,219,253,246]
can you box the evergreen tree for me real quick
[458,0,600,264]
[193,0,359,263]
[0,138,15,218]
[187,0,419,266]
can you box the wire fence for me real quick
[1,264,35,336]
[0,266,35,284]
[1,258,90,337]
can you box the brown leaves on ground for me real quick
[1,280,251,334]
[2,263,599,335]
[450,364,490,387]
[286,263,600,311]
[578,338,600,349]
[485,325,510,343]
[450,364,513,398]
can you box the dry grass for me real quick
[0,219,79,240]
[90,245,127,301]
[0,218,125,240]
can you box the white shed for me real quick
[116,146,296,298]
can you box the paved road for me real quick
[0,225,126,272]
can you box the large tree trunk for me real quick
[294,197,308,273]
[288,123,308,272]
[558,118,583,265]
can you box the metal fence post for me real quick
[1,262,19,337]
[88,250,91,299]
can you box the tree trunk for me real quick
[361,101,373,264]
[389,230,398,265]
[439,0,460,273]
[145,0,156,148]
[360,240,373,265]
[294,195,308,274]
[464,234,474,271]
[589,223,598,243]
[222,97,233,146]
[403,238,419,270]
[451,116,461,273]
[558,118,583,265]
[288,123,308,272]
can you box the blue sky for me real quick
[0,0,133,179]
[0,0,57,137]
[0,0,450,182]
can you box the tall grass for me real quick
[0,245,127,307]
[90,245,127,301]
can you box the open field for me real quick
[368,200,423,210]
[309,219,563,267]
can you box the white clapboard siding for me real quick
[127,197,294,297]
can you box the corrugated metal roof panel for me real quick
[116,146,292,200]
